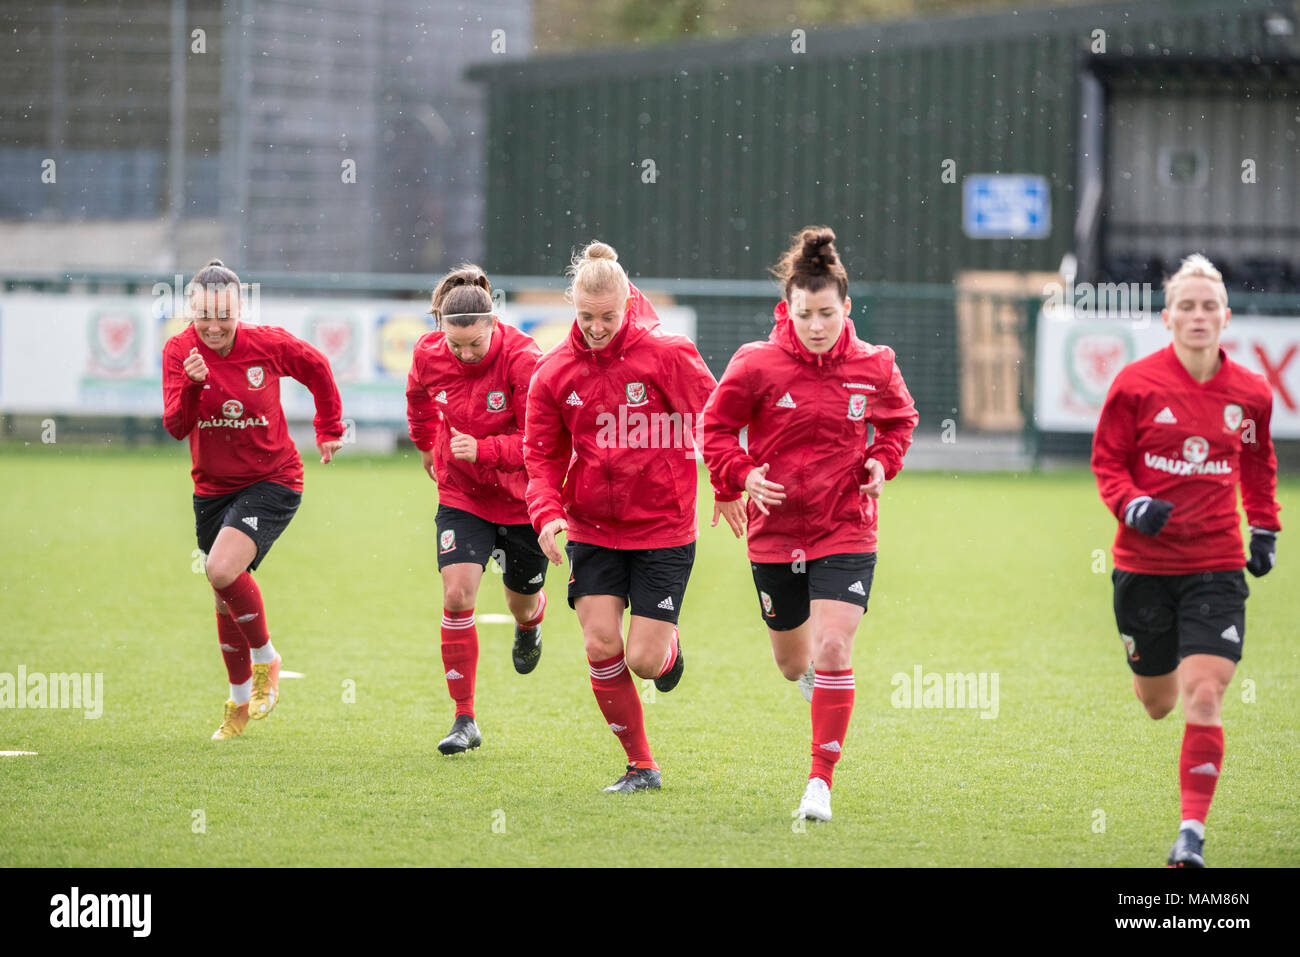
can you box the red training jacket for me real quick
[161,323,344,495]
[699,300,918,563]
[524,285,736,549]
[1091,344,1280,574]
[407,321,542,525]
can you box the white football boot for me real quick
[797,777,832,822]
[797,665,815,703]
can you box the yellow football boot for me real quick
[249,656,281,720]
[212,700,250,740]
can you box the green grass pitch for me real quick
[1,444,1296,866]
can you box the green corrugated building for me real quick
[472,0,1297,285]
[471,0,1299,426]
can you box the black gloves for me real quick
[1245,527,1278,578]
[1123,498,1277,575]
[1124,496,1175,536]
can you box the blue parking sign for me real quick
[963,174,1051,239]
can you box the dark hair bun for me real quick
[799,228,838,270]
[436,265,490,296]
[771,225,849,300]
[431,264,494,328]
[191,259,240,289]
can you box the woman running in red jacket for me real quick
[525,241,744,793]
[1091,254,1280,867]
[700,228,918,821]
[162,260,345,740]
[407,265,547,755]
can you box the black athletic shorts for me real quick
[194,480,302,572]
[435,504,548,595]
[1112,568,1248,676]
[565,540,695,625]
[750,552,877,631]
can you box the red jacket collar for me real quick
[1162,342,1230,387]
[770,299,856,365]
[567,283,660,360]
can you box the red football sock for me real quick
[1179,722,1224,824]
[588,653,656,769]
[214,573,270,650]
[216,610,251,686]
[809,669,855,786]
[441,608,478,718]
[518,590,547,629]
[656,628,680,678]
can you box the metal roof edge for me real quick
[465,0,1278,87]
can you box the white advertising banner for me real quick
[0,292,696,424]
[1034,305,1300,437]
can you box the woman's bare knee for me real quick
[625,647,660,679]
[774,652,807,682]
[206,560,242,590]
[1143,698,1176,720]
[583,631,622,662]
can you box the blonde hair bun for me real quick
[566,239,629,303]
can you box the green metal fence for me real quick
[671,282,963,427]
[4,270,1299,445]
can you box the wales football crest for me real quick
[847,394,867,420]
[439,529,455,553]
[246,365,265,389]
[1182,436,1209,464]
[626,382,648,407]
[487,390,506,412]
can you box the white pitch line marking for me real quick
[280,671,305,679]
[0,751,38,757]
[476,614,514,624]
